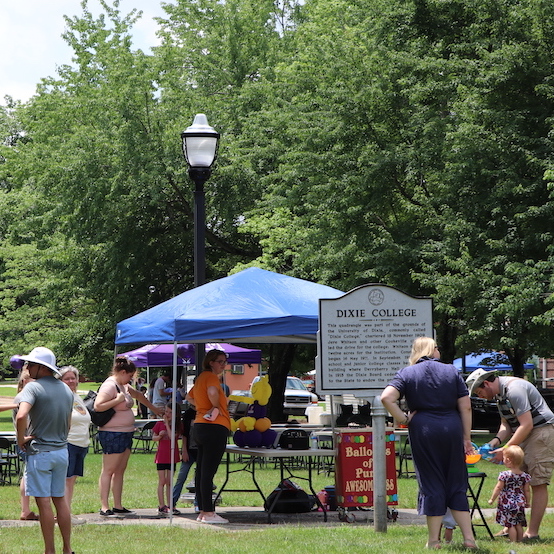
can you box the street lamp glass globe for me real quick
[181,113,220,168]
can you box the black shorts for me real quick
[66,443,89,477]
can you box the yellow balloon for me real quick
[238,416,256,432]
[251,375,272,406]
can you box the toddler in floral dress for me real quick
[487,445,530,542]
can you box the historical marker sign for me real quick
[317,284,433,395]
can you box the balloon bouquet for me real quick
[229,375,278,448]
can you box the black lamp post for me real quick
[181,113,220,371]
[181,113,220,288]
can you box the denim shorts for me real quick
[66,443,89,477]
[98,431,134,454]
[25,449,68,498]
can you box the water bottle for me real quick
[310,432,318,450]
[478,443,495,461]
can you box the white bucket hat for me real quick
[466,368,497,396]
[19,347,60,375]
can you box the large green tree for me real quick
[228,0,554,373]
[0,0,292,377]
[4,0,554,382]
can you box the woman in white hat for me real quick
[467,367,554,541]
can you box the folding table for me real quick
[216,444,335,523]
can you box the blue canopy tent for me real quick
[115,267,344,345]
[453,352,535,372]
[114,268,345,519]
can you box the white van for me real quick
[251,375,319,416]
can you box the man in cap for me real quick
[15,347,74,554]
[466,368,554,541]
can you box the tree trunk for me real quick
[436,318,458,364]
[506,347,526,379]
[267,344,297,423]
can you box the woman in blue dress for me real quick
[381,337,477,549]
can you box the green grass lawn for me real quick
[0,524,495,554]
[0,383,18,399]
[1,383,554,552]
[1,453,553,553]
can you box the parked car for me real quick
[301,378,316,393]
[249,375,319,416]
[283,376,319,416]
[471,397,500,432]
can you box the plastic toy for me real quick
[477,443,495,461]
[465,443,481,472]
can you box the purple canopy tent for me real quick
[121,343,262,367]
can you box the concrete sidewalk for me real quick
[0,506,485,531]
[5,505,554,533]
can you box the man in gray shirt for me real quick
[16,347,74,554]
[152,372,171,408]
[467,368,554,541]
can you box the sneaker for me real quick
[200,513,229,524]
[194,505,201,513]
[172,508,181,516]
[99,509,117,517]
[196,514,203,522]
[185,480,195,492]
[112,507,134,515]
[158,506,169,515]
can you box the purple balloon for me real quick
[251,402,267,419]
[233,430,246,447]
[10,356,24,370]
[243,429,263,448]
[260,429,278,448]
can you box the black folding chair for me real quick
[132,421,157,453]
[0,437,18,485]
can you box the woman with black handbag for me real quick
[94,356,162,517]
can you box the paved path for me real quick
[0,506,486,531]
[5,503,554,534]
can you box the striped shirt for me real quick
[496,377,554,432]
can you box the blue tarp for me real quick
[115,267,344,345]
[453,351,534,372]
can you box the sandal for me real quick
[20,512,39,521]
[522,535,540,542]
[463,539,478,549]
[426,541,441,549]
